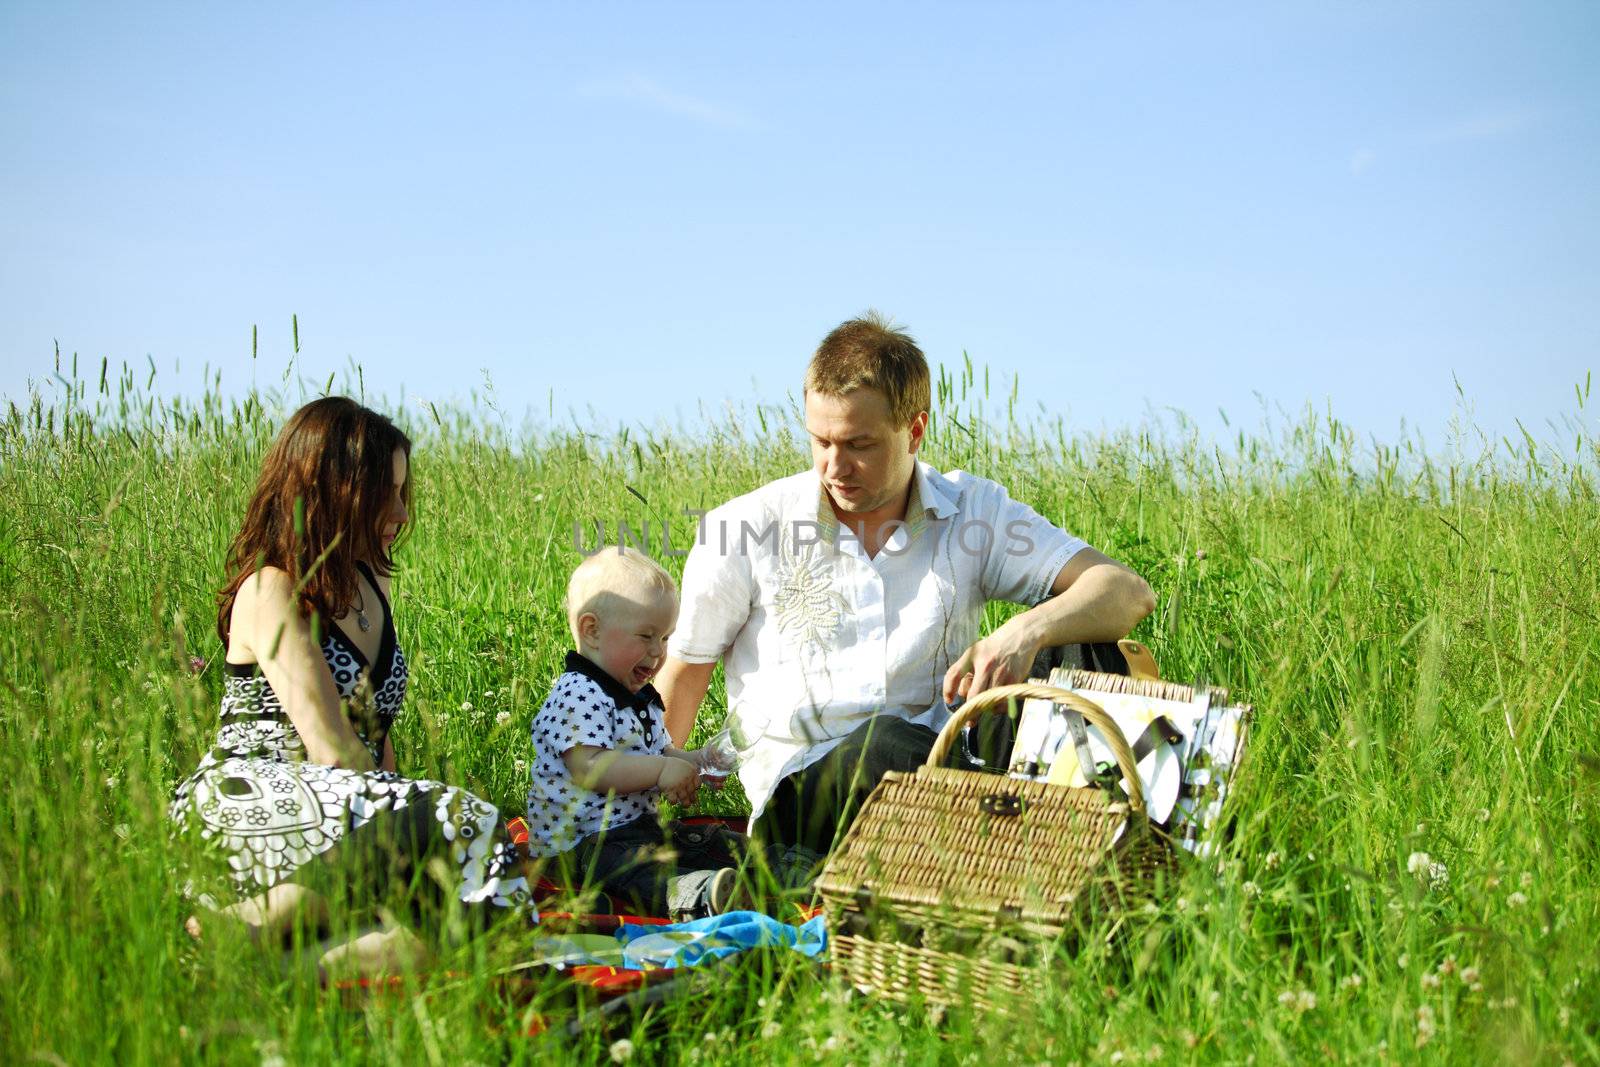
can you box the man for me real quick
[656,313,1155,871]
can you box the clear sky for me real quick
[3,2,1596,448]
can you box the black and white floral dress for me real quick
[170,563,531,923]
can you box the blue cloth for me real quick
[614,911,828,970]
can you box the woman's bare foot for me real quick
[184,884,329,948]
[318,924,432,981]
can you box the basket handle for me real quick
[928,683,1146,815]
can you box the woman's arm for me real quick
[231,567,377,771]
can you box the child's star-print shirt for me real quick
[525,650,669,857]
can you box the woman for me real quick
[170,397,531,975]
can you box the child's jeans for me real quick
[565,818,746,918]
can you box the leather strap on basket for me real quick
[927,683,1147,815]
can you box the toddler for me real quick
[525,547,744,918]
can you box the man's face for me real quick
[804,388,926,517]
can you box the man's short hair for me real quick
[564,547,677,643]
[805,310,931,426]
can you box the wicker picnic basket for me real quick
[816,681,1179,1013]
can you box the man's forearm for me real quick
[657,657,717,747]
[1009,563,1156,651]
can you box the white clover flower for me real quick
[1415,1003,1436,1048]
[495,710,512,727]
[1278,989,1315,1013]
[1519,871,1534,888]
[513,758,528,775]
[1479,808,1491,822]
[1406,851,1431,874]
[1264,851,1282,870]
[1461,966,1481,986]
[761,1021,783,1040]
[1175,897,1190,913]
[1421,972,1441,990]
[1509,891,1529,908]
[1340,974,1363,992]
[1242,880,1261,899]
[609,1038,635,1063]
[460,701,474,713]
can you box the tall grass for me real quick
[1,347,1596,1064]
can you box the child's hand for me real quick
[656,756,701,806]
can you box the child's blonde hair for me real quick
[564,547,678,643]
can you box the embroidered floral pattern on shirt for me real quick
[772,545,849,651]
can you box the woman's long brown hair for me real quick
[217,397,413,645]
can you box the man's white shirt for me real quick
[667,460,1087,821]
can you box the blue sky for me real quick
[3,2,1596,448]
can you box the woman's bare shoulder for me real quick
[232,566,296,609]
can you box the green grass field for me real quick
[2,351,1596,1064]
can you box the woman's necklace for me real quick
[354,586,372,632]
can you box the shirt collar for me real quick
[563,650,661,714]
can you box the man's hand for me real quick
[656,756,702,806]
[942,619,1040,704]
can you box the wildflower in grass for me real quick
[1519,871,1533,888]
[1461,965,1481,988]
[761,1021,783,1039]
[1406,851,1430,874]
[460,701,474,712]
[1398,953,1410,968]
[189,655,206,674]
[495,710,512,727]
[1278,988,1316,1013]
[1421,972,1441,990]
[484,689,495,699]
[1340,973,1363,993]
[1486,874,1501,889]
[1194,549,1206,560]
[609,1037,636,1063]
[1265,850,1282,870]
[1509,891,1529,907]
[1242,880,1261,898]
[1479,807,1491,822]
[1414,1003,1436,1048]
[1438,956,1457,977]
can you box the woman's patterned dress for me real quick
[170,564,531,925]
